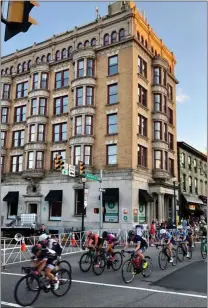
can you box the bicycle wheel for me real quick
[14,274,40,307]
[201,242,207,259]
[92,255,106,276]
[111,252,123,271]
[79,252,92,272]
[142,256,153,277]
[122,259,136,284]
[51,268,71,297]
[176,245,184,262]
[172,248,177,266]
[26,275,38,292]
[59,260,72,275]
[158,251,167,270]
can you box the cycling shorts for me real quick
[139,246,147,253]
[108,239,119,248]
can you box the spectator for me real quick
[182,218,187,230]
[37,224,49,235]
[149,220,156,246]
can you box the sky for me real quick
[1,1,207,153]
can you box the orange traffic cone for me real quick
[21,237,26,252]
[71,233,76,247]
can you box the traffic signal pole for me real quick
[81,178,86,232]
[99,169,103,230]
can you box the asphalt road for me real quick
[1,244,207,307]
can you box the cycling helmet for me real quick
[187,226,191,230]
[39,233,48,242]
[135,224,144,229]
[128,230,136,237]
[31,244,42,254]
[177,225,183,230]
[87,231,92,237]
[102,231,108,239]
[160,229,166,235]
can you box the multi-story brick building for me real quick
[1,1,179,233]
[177,142,207,219]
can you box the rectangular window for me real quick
[33,73,39,89]
[107,144,117,165]
[86,87,94,105]
[53,123,67,142]
[84,145,92,165]
[168,84,173,100]
[37,124,45,142]
[108,83,118,105]
[39,98,47,115]
[51,150,66,169]
[1,155,4,173]
[85,116,93,135]
[153,67,161,85]
[13,130,24,147]
[194,159,197,172]
[1,107,8,123]
[1,131,6,147]
[194,178,198,195]
[181,153,185,168]
[54,96,68,115]
[77,59,84,78]
[16,81,28,98]
[75,116,82,135]
[49,201,62,221]
[75,189,86,216]
[200,180,203,194]
[137,145,147,167]
[87,59,94,77]
[138,114,147,136]
[182,174,186,191]
[154,94,162,112]
[168,108,173,124]
[163,69,167,86]
[108,55,118,75]
[168,133,174,150]
[169,158,174,176]
[154,121,162,140]
[154,150,162,169]
[138,85,147,106]
[29,125,36,142]
[36,151,44,169]
[164,151,168,170]
[164,123,168,142]
[55,70,69,88]
[27,152,34,169]
[40,73,48,89]
[188,156,191,170]
[11,155,23,172]
[138,57,147,78]
[188,176,192,193]
[2,84,10,100]
[14,105,26,122]
[31,98,37,115]
[164,96,167,113]
[8,201,18,219]
[74,146,81,165]
[107,114,117,135]
[76,87,83,106]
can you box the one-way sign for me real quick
[99,188,106,193]
[69,164,75,177]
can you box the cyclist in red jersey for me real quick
[85,231,103,251]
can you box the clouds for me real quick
[176,88,190,103]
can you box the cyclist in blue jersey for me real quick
[185,226,194,258]
[160,229,174,263]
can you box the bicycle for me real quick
[176,240,192,262]
[14,266,71,307]
[201,237,207,259]
[121,250,152,284]
[79,247,99,272]
[156,244,177,270]
[92,248,123,276]
[57,257,72,274]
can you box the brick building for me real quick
[1,1,179,232]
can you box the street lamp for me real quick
[172,177,177,224]
[81,177,87,232]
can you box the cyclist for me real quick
[85,231,103,252]
[31,243,59,290]
[102,231,119,261]
[160,229,174,263]
[186,226,193,258]
[123,229,148,269]
[38,233,63,259]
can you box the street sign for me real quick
[68,164,75,177]
[62,169,68,175]
[99,188,106,193]
[86,173,98,181]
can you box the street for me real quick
[1,244,207,307]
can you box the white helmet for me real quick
[39,233,48,242]
[187,226,191,230]
[160,229,166,235]
[177,225,183,230]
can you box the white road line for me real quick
[2,272,207,300]
[1,301,23,307]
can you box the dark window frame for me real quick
[14,105,26,123]
[54,96,68,115]
[108,55,118,76]
[55,70,69,88]
[106,144,117,165]
[10,155,23,173]
[107,113,118,135]
[12,130,24,147]
[84,145,92,165]
[138,114,147,136]
[52,122,67,142]
[137,145,147,168]
[85,115,93,135]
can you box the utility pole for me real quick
[99,169,103,230]
[81,177,86,232]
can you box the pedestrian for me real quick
[37,224,49,236]
[182,218,187,230]
[149,220,156,246]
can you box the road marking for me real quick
[1,301,23,307]
[1,272,207,299]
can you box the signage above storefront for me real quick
[189,204,196,211]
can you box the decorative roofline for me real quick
[177,141,207,161]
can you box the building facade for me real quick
[177,142,207,218]
[1,1,179,233]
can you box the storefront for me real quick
[102,188,119,223]
[138,189,153,223]
[182,193,204,218]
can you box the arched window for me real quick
[5,68,9,75]
[151,46,154,54]
[119,28,125,41]
[22,62,27,72]
[169,66,172,73]
[10,66,14,75]
[137,32,140,40]
[155,50,157,56]
[103,34,109,46]
[41,55,46,62]
[47,53,52,62]
[91,38,96,46]
[1,69,4,76]
[55,51,61,61]
[68,46,73,58]
[62,48,67,59]
[111,31,117,44]
[28,60,32,69]
[77,42,82,49]
[17,64,22,73]
[84,40,89,48]
[145,40,148,48]
[141,36,144,44]
[36,57,40,64]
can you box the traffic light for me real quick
[78,161,85,177]
[94,208,99,214]
[54,154,64,171]
[3,1,39,42]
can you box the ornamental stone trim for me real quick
[71,77,96,88]
[24,143,47,151]
[153,169,170,180]
[51,62,70,72]
[1,149,6,155]
[27,116,48,124]
[152,112,168,122]
[1,100,11,107]
[10,149,24,156]
[71,106,95,116]
[1,124,9,131]
[50,144,67,151]
[69,136,95,146]
[106,108,118,115]
[153,57,169,70]
[1,76,12,83]
[105,140,118,145]
[12,124,26,131]
[152,84,167,95]
[14,99,28,107]
[15,75,29,83]
[30,63,50,73]
[53,89,69,98]
[106,79,118,85]
[152,141,169,151]
[28,89,49,98]
[73,48,95,61]
[51,116,68,124]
